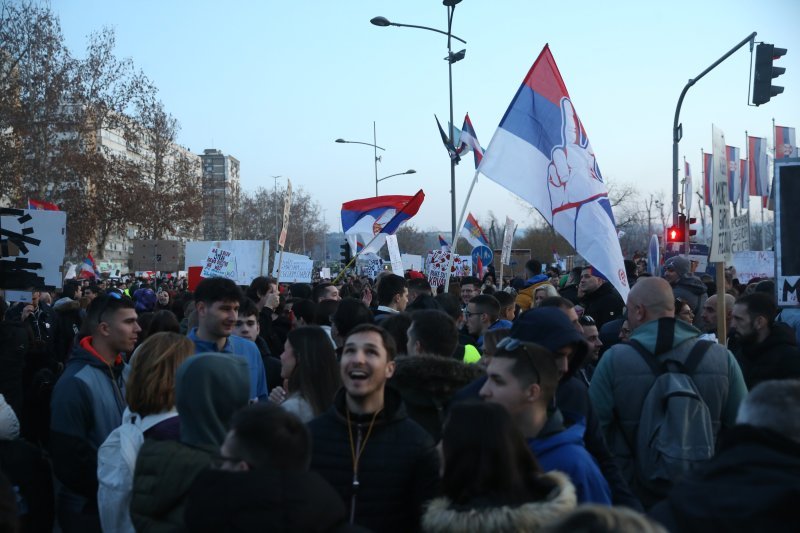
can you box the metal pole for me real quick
[447,6,457,241]
[672,32,756,226]
[374,121,379,196]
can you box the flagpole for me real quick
[444,168,480,292]
[333,189,424,285]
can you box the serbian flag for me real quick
[684,161,693,218]
[80,253,100,279]
[438,234,450,252]
[478,44,629,300]
[703,153,713,207]
[748,136,769,197]
[341,191,425,255]
[28,199,59,211]
[726,146,741,204]
[460,212,489,249]
[739,159,749,209]
[435,115,460,163]
[455,113,485,169]
[775,125,797,159]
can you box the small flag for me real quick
[435,115,460,163]
[438,234,450,252]
[726,146,740,204]
[80,253,100,279]
[703,153,713,207]
[775,125,797,159]
[739,159,748,209]
[341,191,425,255]
[455,113,485,169]
[748,136,769,197]
[460,213,489,249]
[28,199,59,211]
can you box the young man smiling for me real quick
[188,277,268,402]
[308,324,439,533]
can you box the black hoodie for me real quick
[734,322,800,388]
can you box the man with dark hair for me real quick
[373,274,408,323]
[247,276,283,357]
[464,294,510,350]
[396,310,484,440]
[50,294,141,532]
[291,298,316,327]
[83,285,101,302]
[331,299,373,347]
[514,258,550,311]
[407,277,432,305]
[663,255,707,328]
[52,280,83,363]
[730,292,800,388]
[650,380,800,532]
[312,282,340,303]
[458,276,481,307]
[309,324,440,532]
[578,266,625,329]
[234,298,282,393]
[184,403,349,531]
[480,339,611,504]
[539,296,582,332]
[493,290,517,322]
[188,277,267,402]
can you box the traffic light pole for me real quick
[672,32,757,226]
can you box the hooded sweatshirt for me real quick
[130,353,250,533]
[672,275,708,328]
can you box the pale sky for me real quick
[52,0,800,235]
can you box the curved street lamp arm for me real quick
[337,140,386,150]
[388,21,466,44]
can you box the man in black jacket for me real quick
[308,324,439,532]
[578,266,625,329]
[650,379,800,532]
[730,292,800,388]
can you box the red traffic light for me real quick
[667,225,685,243]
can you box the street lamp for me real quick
[371,0,467,240]
[377,169,416,195]
[335,121,386,196]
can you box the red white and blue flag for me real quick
[748,135,769,197]
[28,199,59,211]
[460,212,489,249]
[726,146,741,204]
[478,44,629,299]
[703,153,713,207]
[455,113,485,169]
[80,252,100,279]
[341,191,425,255]
[435,115,460,163]
[438,234,450,252]
[775,125,797,159]
[739,159,748,209]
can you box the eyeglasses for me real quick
[464,309,484,319]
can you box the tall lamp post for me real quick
[371,0,467,240]
[336,121,386,196]
[377,169,416,195]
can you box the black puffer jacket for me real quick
[308,387,440,533]
[580,282,625,329]
[184,468,353,533]
[649,425,799,533]
[389,355,485,442]
[734,322,800,388]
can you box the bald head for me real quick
[701,293,735,332]
[627,277,675,330]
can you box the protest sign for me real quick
[426,251,471,287]
[357,253,383,279]
[501,217,515,265]
[710,125,732,263]
[0,208,66,289]
[271,251,313,283]
[201,247,237,280]
[775,159,800,306]
[385,234,404,273]
[730,212,750,253]
[320,267,331,279]
[731,251,774,284]
[185,240,270,286]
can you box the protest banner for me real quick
[385,234,404,273]
[185,240,270,286]
[357,254,383,279]
[320,267,331,279]
[710,124,732,263]
[501,217,515,265]
[730,212,750,253]
[0,208,66,291]
[426,251,471,287]
[731,251,774,284]
[201,246,237,280]
[271,251,313,283]
[775,158,800,306]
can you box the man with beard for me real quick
[730,292,800,388]
[308,324,439,532]
[188,277,268,402]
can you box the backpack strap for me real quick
[682,340,714,375]
[627,339,665,376]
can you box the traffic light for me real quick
[339,241,352,267]
[753,43,787,106]
[686,216,698,241]
[666,224,685,244]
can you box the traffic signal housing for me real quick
[686,216,698,241]
[666,224,685,244]
[753,43,787,106]
[340,241,352,267]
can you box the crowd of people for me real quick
[0,253,798,532]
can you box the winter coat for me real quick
[579,282,625,329]
[528,412,612,505]
[733,322,800,388]
[184,468,353,533]
[50,337,127,501]
[421,471,577,533]
[188,328,268,401]
[649,425,799,533]
[308,387,440,533]
[389,355,485,441]
[514,275,551,312]
[589,317,748,506]
[130,353,251,533]
[671,275,708,328]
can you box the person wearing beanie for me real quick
[663,256,707,328]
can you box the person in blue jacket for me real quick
[188,277,268,401]
[480,339,611,505]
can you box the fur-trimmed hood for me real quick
[390,355,485,402]
[422,471,576,533]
